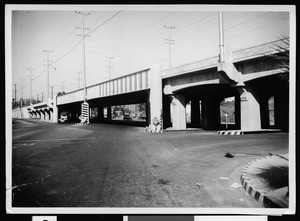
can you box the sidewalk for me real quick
[240,154,289,208]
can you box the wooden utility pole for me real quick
[164,25,175,68]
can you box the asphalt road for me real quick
[10,119,288,208]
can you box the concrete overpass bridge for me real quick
[162,40,289,131]
[25,39,288,132]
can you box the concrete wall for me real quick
[12,107,30,119]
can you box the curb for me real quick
[218,129,282,135]
[74,123,90,126]
[240,157,285,208]
[218,131,243,135]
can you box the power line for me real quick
[50,39,82,65]
[86,11,121,36]
[32,68,47,80]
[44,11,120,72]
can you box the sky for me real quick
[9,5,290,101]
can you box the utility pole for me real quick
[76,71,82,89]
[164,25,175,68]
[20,78,24,101]
[105,56,114,79]
[13,84,17,106]
[36,93,39,102]
[43,50,53,101]
[27,67,34,105]
[50,86,55,99]
[41,92,44,102]
[20,78,25,110]
[218,11,225,63]
[75,11,90,101]
[60,81,65,92]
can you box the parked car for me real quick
[123,112,132,121]
[139,114,147,120]
[58,111,71,124]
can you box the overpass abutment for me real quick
[171,94,187,130]
[237,86,262,131]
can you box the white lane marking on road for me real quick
[12,137,96,142]
[13,130,38,139]
[12,143,35,149]
[14,119,33,124]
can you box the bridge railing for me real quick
[162,39,289,78]
[57,69,150,105]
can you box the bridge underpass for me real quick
[162,71,289,132]
[57,91,150,126]
[163,84,241,131]
[85,89,150,126]
[56,64,163,130]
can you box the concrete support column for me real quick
[237,86,261,131]
[201,97,220,130]
[274,90,289,131]
[98,106,104,122]
[41,110,45,120]
[36,111,41,119]
[171,94,186,130]
[53,97,58,123]
[149,63,163,131]
[45,110,51,120]
[260,94,271,129]
[163,95,172,129]
[49,109,53,121]
[107,107,112,120]
[190,99,201,128]
[234,94,241,130]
